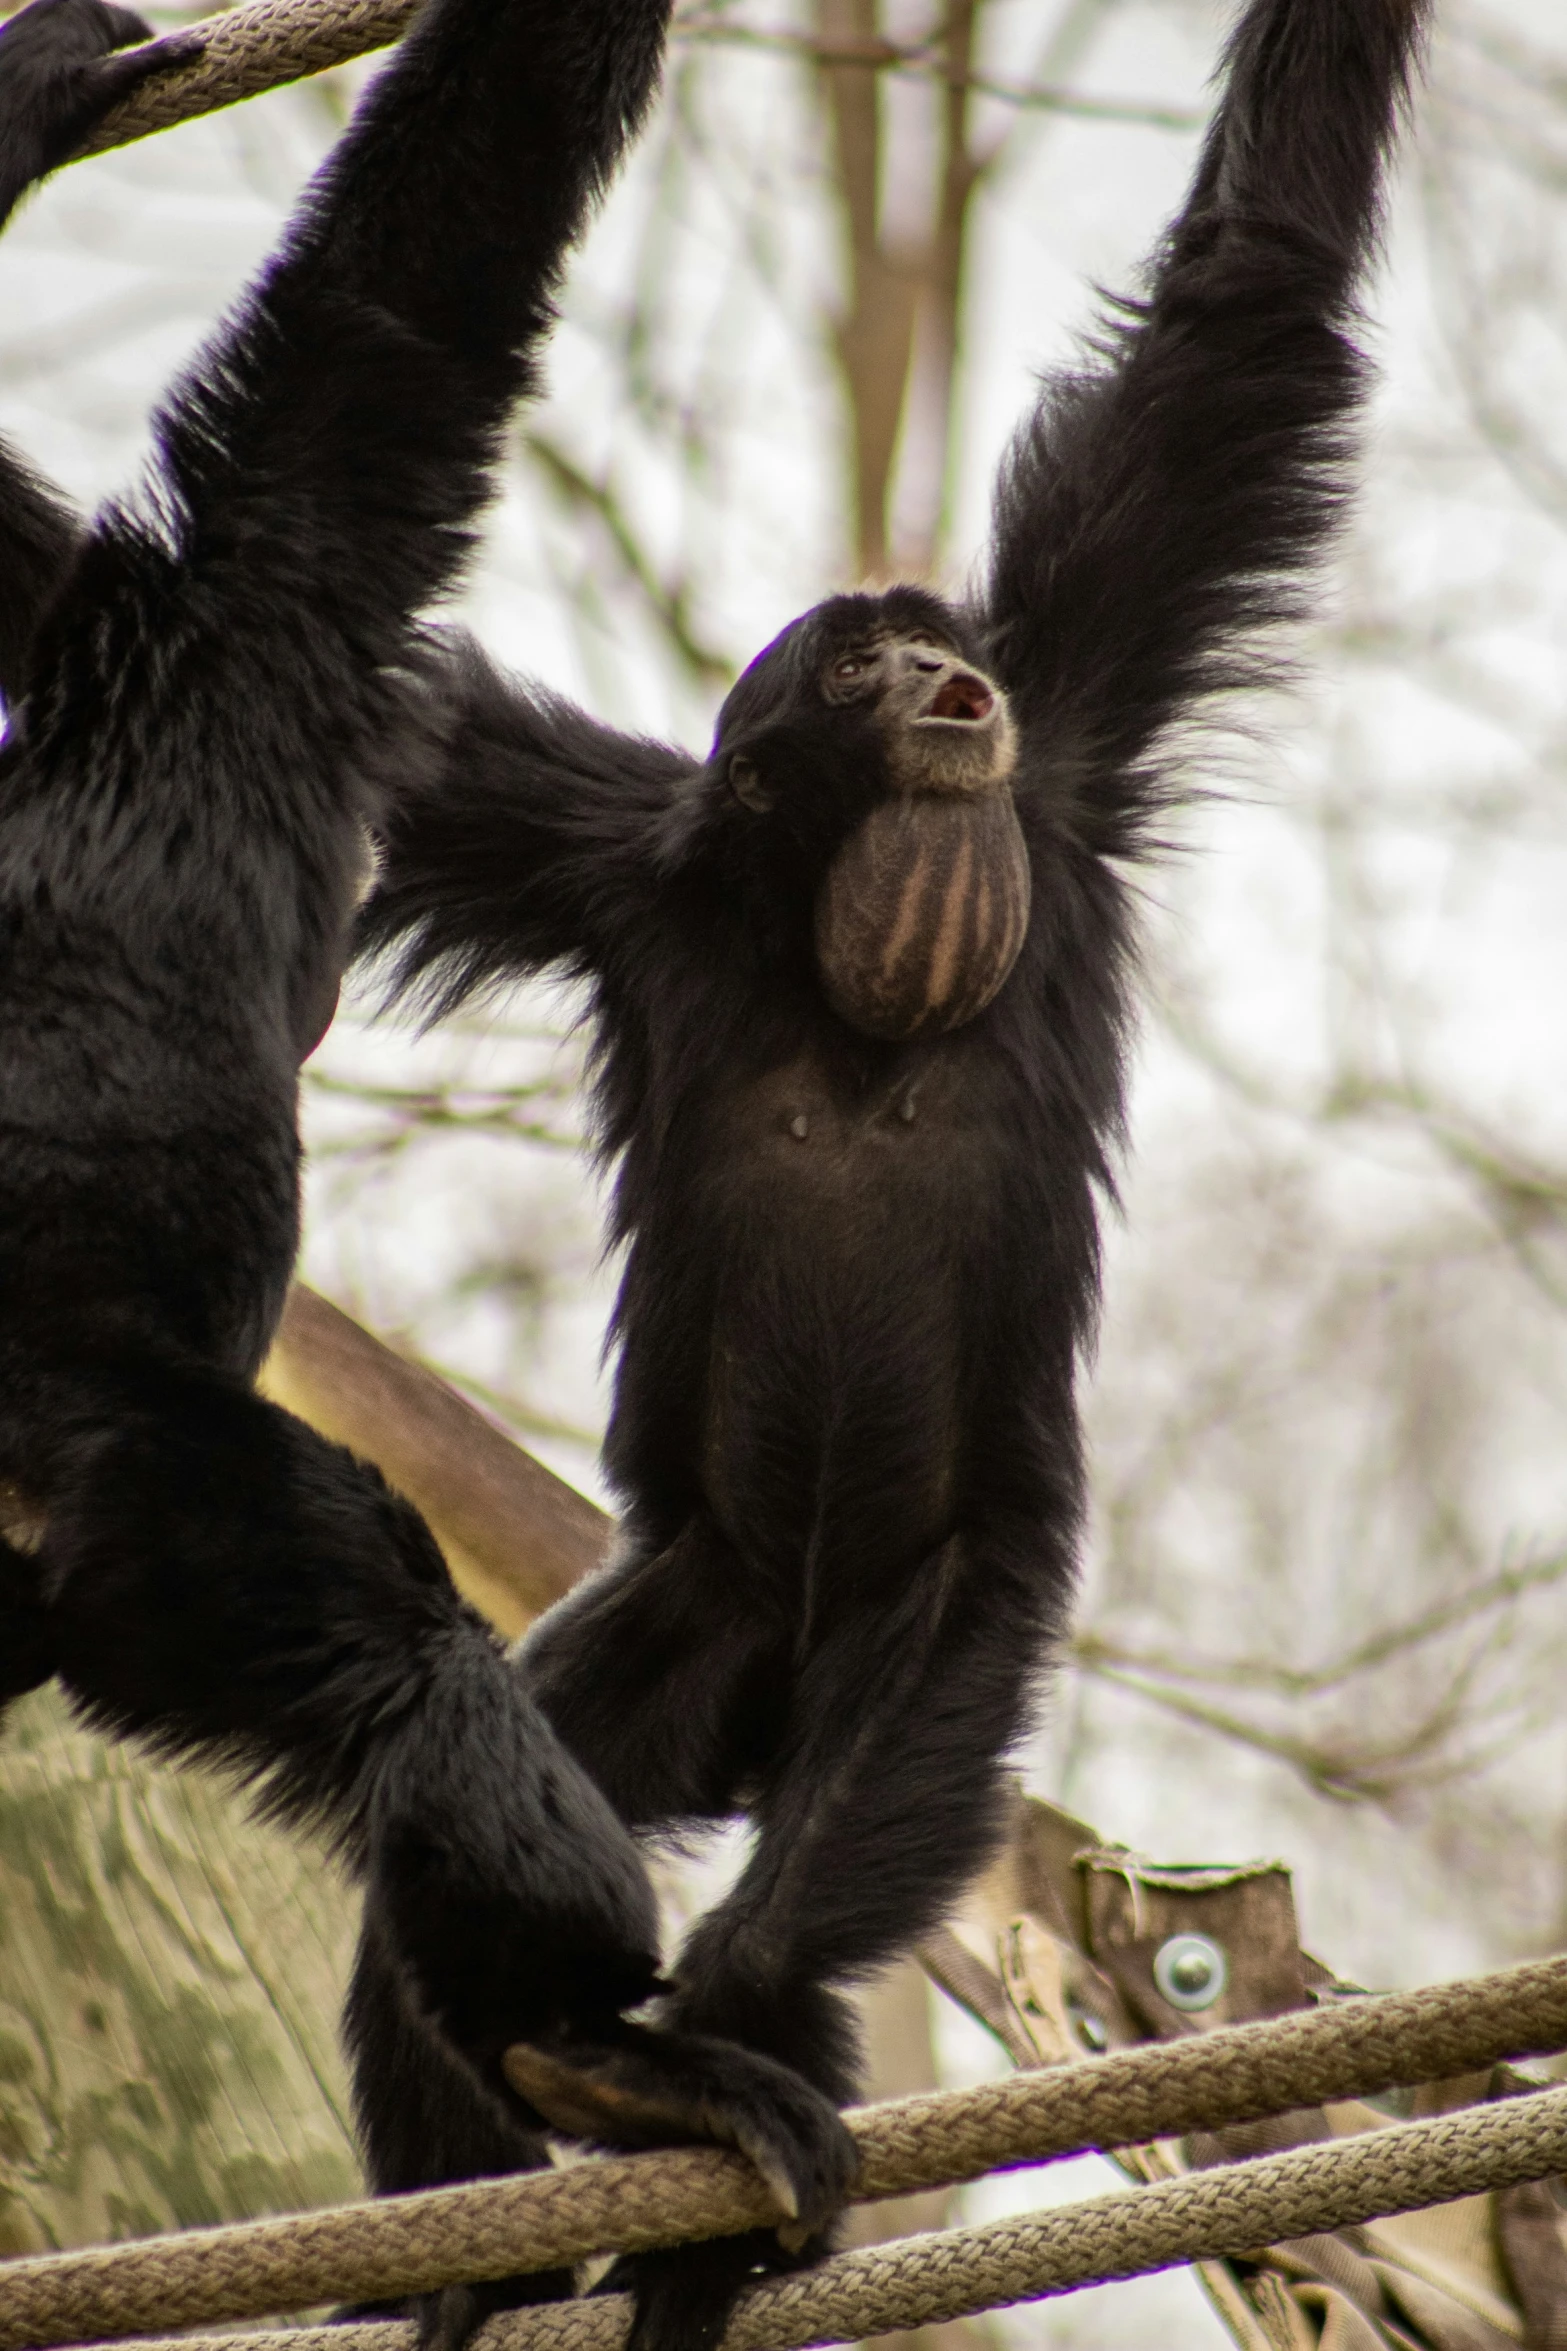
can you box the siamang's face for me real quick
[814,629,1018,799]
[706,592,1031,1041]
[711,593,1015,834]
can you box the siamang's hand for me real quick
[0,0,201,218]
[505,2021,858,2239]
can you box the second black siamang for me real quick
[355,0,1434,2339]
[0,1,852,2346]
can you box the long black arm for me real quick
[0,0,170,709]
[984,0,1429,858]
[2,0,675,753]
[357,637,691,1012]
[143,0,673,670]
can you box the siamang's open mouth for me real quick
[923,673,994,723]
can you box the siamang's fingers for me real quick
[503,2042,703,2150]
[76,24,206,122]
[0,0,201,165]
[510,2057,823,2224]
[86,24,205,91]
[503,2026,858,2236]
[598,2230,833,2351]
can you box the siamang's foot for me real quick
[503,2024,858,2238]
[0,1532,54,1707]
[411,2271,575,2351]
[597,2229,830,2351]
[334,2268,574,2351]
[0,0,204,207]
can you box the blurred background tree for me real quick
[5,0,1567,2338]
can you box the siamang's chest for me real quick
[668,1031,1009,1565]
[699,1034,998,1212]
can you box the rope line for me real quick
[76,0,421,158]
[45,2084,1567,2351]
[4,1953,1566,2350]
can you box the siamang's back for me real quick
[0,525,412,1396]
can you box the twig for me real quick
[60,0,1201,160]
[1071,1545,1567,1702]
[676,14,1202,131]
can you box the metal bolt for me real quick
[1152,1932,1228,2012]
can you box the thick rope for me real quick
[49,2085,1567,2351]
[74,0,420,158]
[4,1953,1567,2349]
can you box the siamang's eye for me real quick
[729,755,773,813]
[833,655,867,682]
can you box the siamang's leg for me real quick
[561,1524,1057,2351]
[510,1524,859,2237]
[682,1523,1047,2057]
[342,1907,574,2351]
[521,1515,790,1831]
[30,1360,662,2092]
[0,1527,52,1714]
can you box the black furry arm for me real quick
[359,639,690,1010]
[125,0,675,679]
[983,0,1428,856]
[0,0,674,725]
[0,0,164,709]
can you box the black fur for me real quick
[0,0,1429,2345]
[355,3,1431,2344]
[0,0,854,2340]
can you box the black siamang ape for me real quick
[354,0,1432,2339]
[1,0,1430,2344]
[0,0,852,2343]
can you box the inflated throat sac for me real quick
[815,787,1031,1040]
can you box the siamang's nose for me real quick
[926,666,995,723]
[895,642,996,722]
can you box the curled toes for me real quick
[503,2024,858,2235]
[600,2230,832,2351]
[411,2270,575,2351]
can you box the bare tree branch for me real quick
[1073,1546,1567,1702]
[523,431,736,688]
[676,14,1200,132]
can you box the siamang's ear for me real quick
[728,752,773,813]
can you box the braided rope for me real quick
[74,0,420,158]
[4,1953,1567,2349]
[51,2084,1567,2351]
